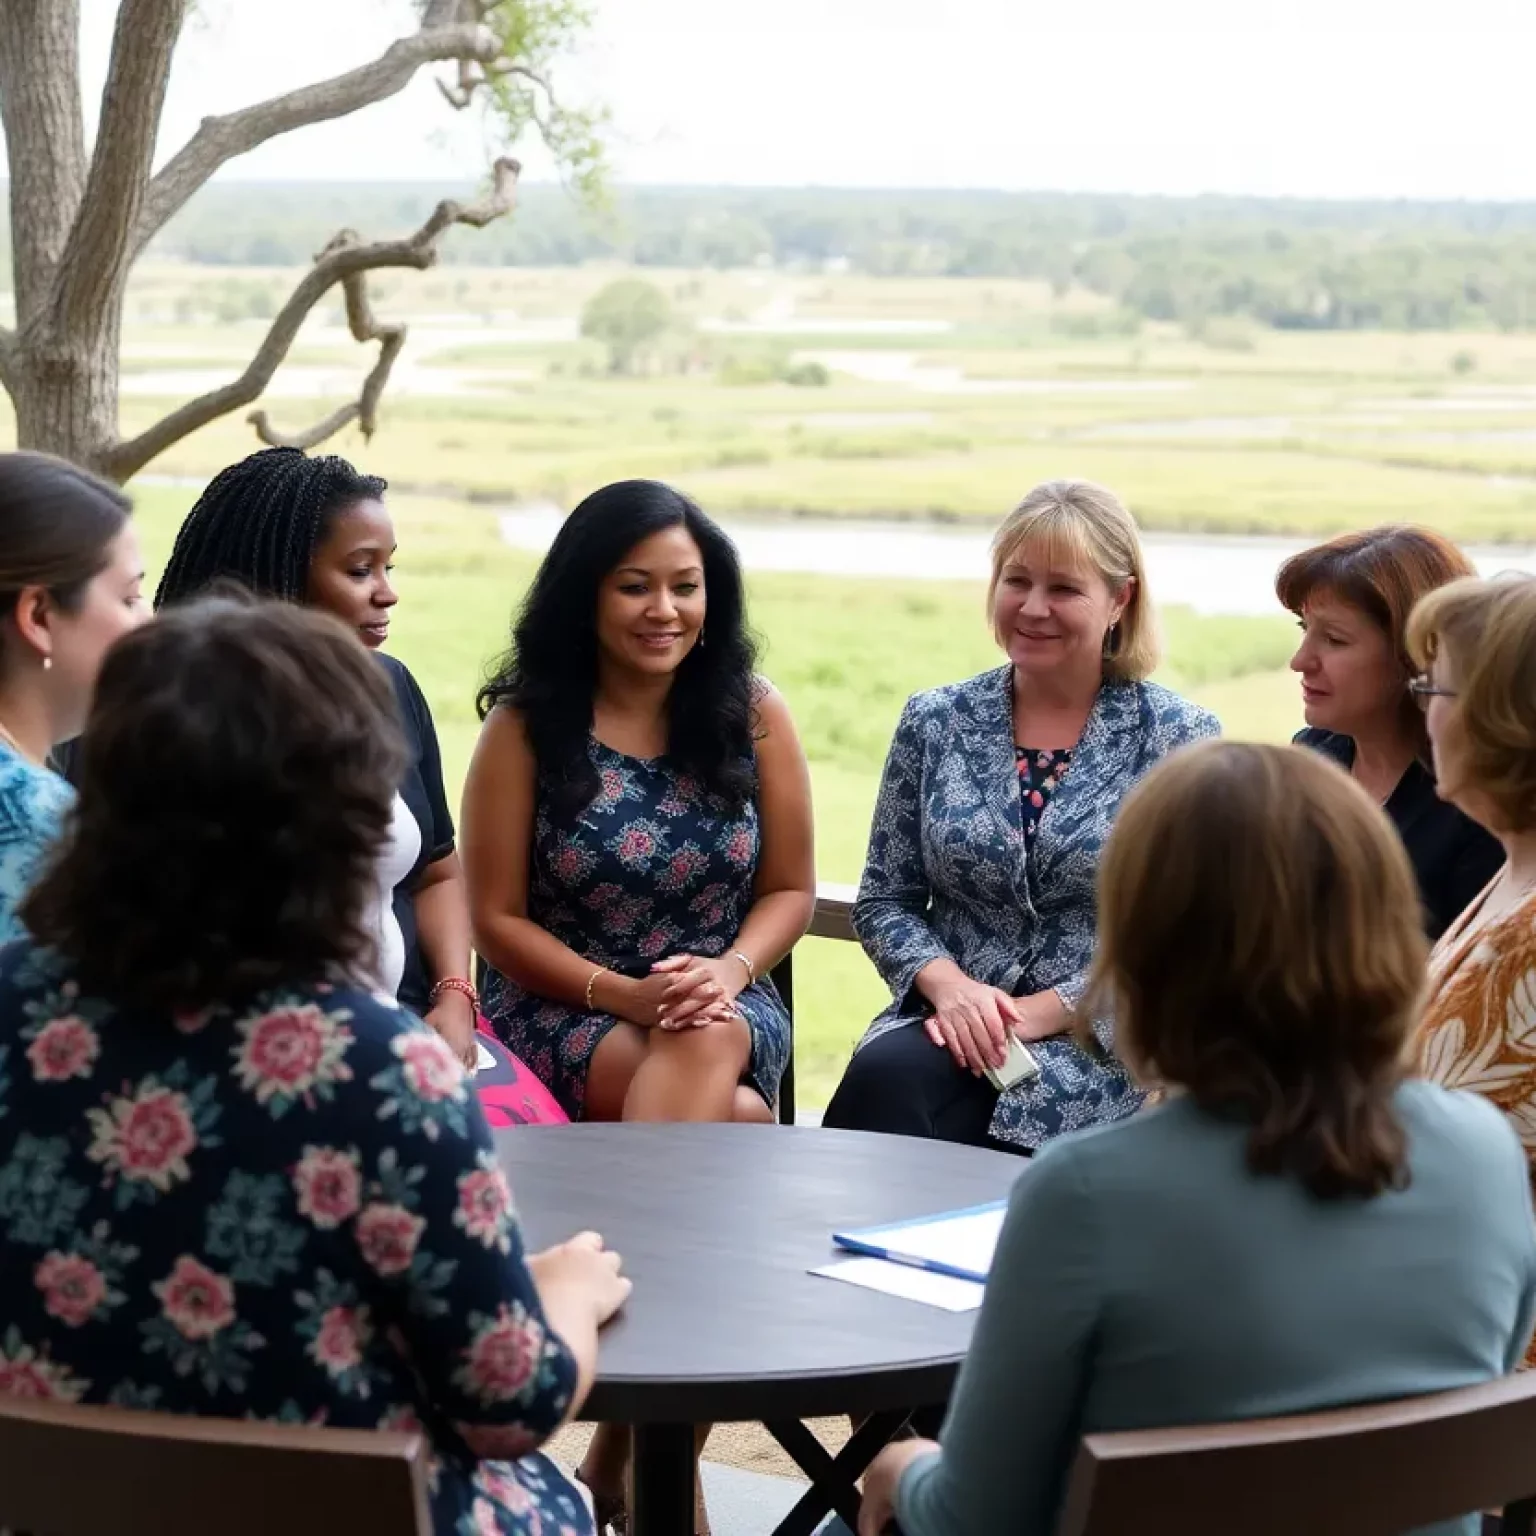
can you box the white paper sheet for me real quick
[811,1256,985,1312]
[836,1202,1006,1282]
[474,1040,498,1074]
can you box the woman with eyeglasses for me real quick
[1410,576,1536,1371]
[1276,526,1503,938]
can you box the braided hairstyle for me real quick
[155,447,387,609]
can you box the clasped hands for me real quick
[922,972,1067,1076]
[610,952,748,1031]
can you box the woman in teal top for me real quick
[854,742,1536,1536]
[0,454,145,939]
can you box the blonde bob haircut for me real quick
[1083,740,1425,1201]
[1407,573,1536,835]
[988,480,1158,682]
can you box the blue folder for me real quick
[831,1199,1007,1284]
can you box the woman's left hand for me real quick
[1010,987,1071,1043]
[858,1439,936,1536]
[651,953,746,1030]
[425,989,479,1070]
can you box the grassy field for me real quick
[30,260,1536,1104]
[89,261,1536,541]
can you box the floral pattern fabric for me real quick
[1015,746,1073,850]
[852,667,1219,1151]
[0,745,74,943]
[483,739,789,1120]
[0,944,590,1536]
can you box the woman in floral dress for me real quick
[462,480,816,1532]
[463,480,815,1128]
[0,596,628,1536]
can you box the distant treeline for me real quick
[141,182,1536,332]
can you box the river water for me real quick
[497,504,1536,618]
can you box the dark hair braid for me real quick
[155,447,387,609]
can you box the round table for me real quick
[496,1122,1023,1536]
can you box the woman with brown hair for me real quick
[0,451,146,939]
[851,741,1536,1536]
[0,596,627,1536]
[1411,577,1536,1238]
[1278,525,1502,936]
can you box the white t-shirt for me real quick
[363,793,422,999]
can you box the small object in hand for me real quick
[983,1034,1041,1092]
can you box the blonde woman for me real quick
[1410,578,1536,1209]
[825,480,1218,1154]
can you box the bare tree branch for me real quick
[247,249,408,449]
[104,158,521,482]
[131,16,503,259]
[49,0,184,341]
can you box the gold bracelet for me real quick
[585,967,607,1011]
[730,949,756,986]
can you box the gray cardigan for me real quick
[898,1082,1536,1536]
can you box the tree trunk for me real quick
[10,310,123,477]
[0,0,87,331]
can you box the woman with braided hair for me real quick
[154,446,563,1126]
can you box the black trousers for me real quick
[823,1021,1030,1155]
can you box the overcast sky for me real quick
[73,0,1536,199]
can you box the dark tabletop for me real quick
[494,1123,1023,1422]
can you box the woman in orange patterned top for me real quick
[1409,575,1536,1175]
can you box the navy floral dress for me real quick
[482,739,790,1120]
[0,944,591,1536]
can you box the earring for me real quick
[41,657,51,671]
[698,627,706,650]
[1102,623,1120,659]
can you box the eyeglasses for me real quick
[1407,674,1457,706]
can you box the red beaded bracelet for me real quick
[429,976,480,1011]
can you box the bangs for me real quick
[993,505,1106,585]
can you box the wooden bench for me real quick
[770,880,859,1125]
[0,1395,432,1536]
[1060,1371,1536,1536]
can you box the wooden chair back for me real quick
[1059,1372,1536,1536]
[0,1395,433,1536]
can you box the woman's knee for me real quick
[649,1015,752,1072]
[824,1025,965,1137]
[584,1023,650,1120]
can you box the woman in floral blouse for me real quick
[0,595,628,1536]
[1409,577,1536,1287]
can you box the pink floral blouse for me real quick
[0,943,589,1536]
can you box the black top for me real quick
[1294,728,1504,940]
[495,1122,1022,1423]
[380,653,455,1014]
[48,654,455,1014]
[1015,745,1073,851]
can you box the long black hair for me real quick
[155,447,387,608]
[478,480,758,814]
